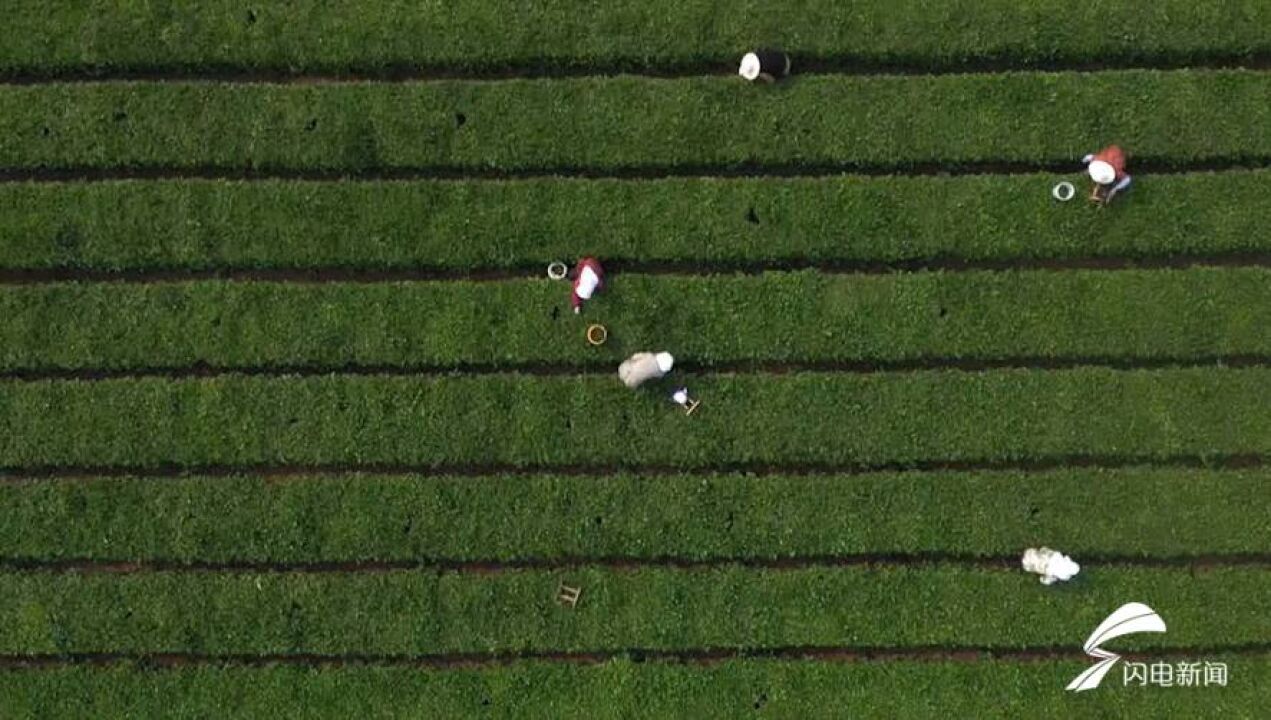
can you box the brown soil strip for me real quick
[0,52,1268,85]
[0,644,1266,671]
[0,355,1265,383]
[0,158,1268,186]
[0,252,1267,287]
[0,552,1266,576]
[0,454,1262,484]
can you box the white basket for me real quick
[1052,182,1076,202]
[546,262,569,280]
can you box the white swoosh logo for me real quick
[1066,602,1167,692]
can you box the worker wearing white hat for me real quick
[618,352,674,389]
[739,49,791,83]
[1021,547,1080,585]
[1082,145,1132,204]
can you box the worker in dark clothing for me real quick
[739,50,791,83]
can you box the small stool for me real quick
[671,387,701,416]
[556,583,582,608]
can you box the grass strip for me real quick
[5,657,1270,719]
[1,269,1267,371]
[0,566,1266,655]
[3,0,1269,74]
[3,173,1270,272]
[0,369,1267,469]
[1,658,1267,719]
[2,72,1269,172]
[0,468,1265,563]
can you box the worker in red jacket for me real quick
[571,257,604,314]
[1083,145,1132,205]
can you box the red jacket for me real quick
[571,257,604,311]
[1092,145,1128,180]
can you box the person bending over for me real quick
[1083,145,1132,205]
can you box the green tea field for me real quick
[0,2,1268,717]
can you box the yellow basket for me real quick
[585,324,608,346]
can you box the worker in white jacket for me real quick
[1021,547,1080,585]
[618,352,674,389]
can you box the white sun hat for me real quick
[655,352,675,373]
[1088,160,1116,185]
[739,53,761,81]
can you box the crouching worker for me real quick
[618,352,674,389]
[1021,547,1080,586]
[571,257,604,314]
[739,49,791,83]
[1083,145,1132,205]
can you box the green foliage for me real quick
[5,658,1271,719]
[0,468,1265,563]
[2,173,1269,271]
[2,72,1269,171]
[2,6,1267,716]
[3,0,1269,73]
[0,268,1265,371]
[1,369,1267,468]
[0,566,1265,655]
